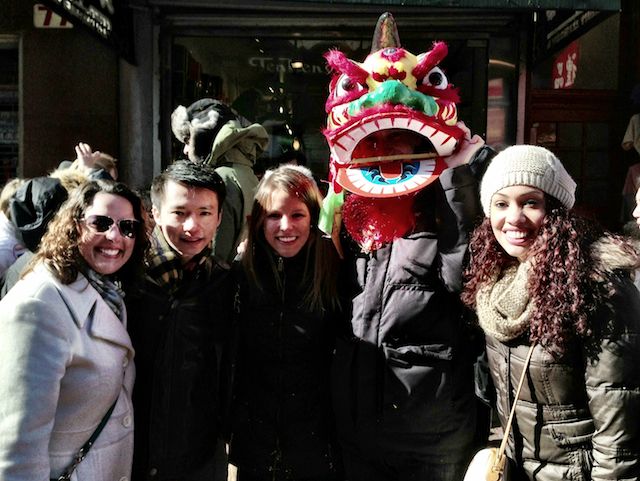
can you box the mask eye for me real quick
[335,74,366,97]
[421,66,448,89]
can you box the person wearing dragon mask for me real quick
[319,13,494,481]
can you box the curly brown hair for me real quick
[462,196,631,352]
[26,180,149,285]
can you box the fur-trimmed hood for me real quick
[208,122,269,168]
[170,98,266,164]
[590,234,640,280]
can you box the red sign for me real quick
[552,41,579,89]
[34,4,73,29]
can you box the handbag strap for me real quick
[51,397,118,481]
[497,343,536,459]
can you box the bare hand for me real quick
[444,122,485,169]
[74,142,101,171]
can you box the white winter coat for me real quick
[0,263,135,481]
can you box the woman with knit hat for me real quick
[462,145,640,481]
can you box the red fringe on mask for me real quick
[343,194,416,251]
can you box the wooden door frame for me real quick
[525,88,621,228]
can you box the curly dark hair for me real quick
[27,180,149,285]
[462,196,633,353]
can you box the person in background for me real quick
[126,160,232,481]
[633,185,640,229]
[278,149,307,167]
[171,98,269,262]
[621,85,640,224]
[629,186,640,291]
[0,180,147,481]
[622,84,640,157]
[0,178,26,277]
[230,165,343,481]
[463,145,640,481]
[1,166,93,297]
[56,142,118,181]
[1,142,116,297]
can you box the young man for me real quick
[171,98,269,263]
[126,160,232,481]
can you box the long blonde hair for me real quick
[242,165,340,312]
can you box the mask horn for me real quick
[370,12,401,53]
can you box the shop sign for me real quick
[34,4,74,29]
[552,41,579,89]
[40,0,134,63]
[249,56,326,75]
[533,10,611,63]
[44,0,113,39]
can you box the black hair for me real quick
[150,160,227,211]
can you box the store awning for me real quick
[283,0,620,10]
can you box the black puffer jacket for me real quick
[126,257,232,481]
[332,164,481,463]
[229,246,342,480]
[485,239,640,481]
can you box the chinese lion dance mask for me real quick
[320,12,466,252]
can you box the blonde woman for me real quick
[230,165,343,481]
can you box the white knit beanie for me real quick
[480,145,576,215]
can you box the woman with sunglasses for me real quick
[0,180,148,481]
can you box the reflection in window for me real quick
[532,122,557,147]
[0,43,18,184]
[170,35,489,178]
[487,38,517,151]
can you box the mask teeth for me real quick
[329,114,458,165]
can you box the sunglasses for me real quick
[82,215,140,239]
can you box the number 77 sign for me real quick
[34,4,74,29]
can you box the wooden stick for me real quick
[350,152,438,165]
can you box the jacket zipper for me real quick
[272,256,285,479]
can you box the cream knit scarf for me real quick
[476,262,534,342]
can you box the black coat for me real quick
[332,164,481,464]
[126,257,232,481]
[229,246,341,480]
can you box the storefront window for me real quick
[170,33,490,178]
[487,37,518,150]
[0,41,19,185]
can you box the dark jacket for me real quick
[126,255,232,481]
[332,164,481,463]
[229,245,342,480]
[485,239,640,481]
[1,177,67,298]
